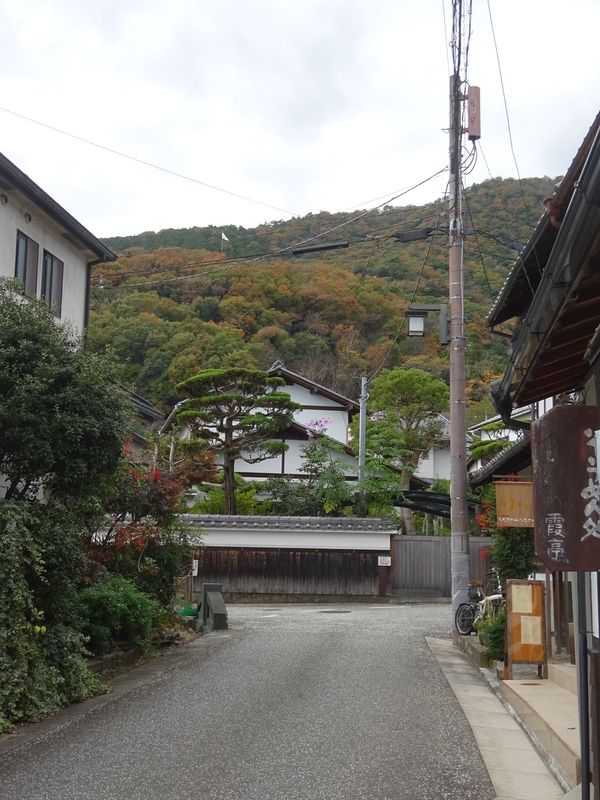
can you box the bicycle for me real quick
[455,569,504,636]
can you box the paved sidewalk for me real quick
[427,637,564,800]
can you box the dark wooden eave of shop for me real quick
[490,113,600,411]
[468,436,531,488]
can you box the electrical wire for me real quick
[441,0,452,77]
[0,105,298,218]
[410,211,447,303]
[462,183,494,295]
[96,167,449,287]
[463,0,474,78]
[485,0,526,201]
[276,168,448,254]
[95,250,277,283]
[477,142,495,181]
[367,200,448,383]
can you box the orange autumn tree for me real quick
[86,452,189,604]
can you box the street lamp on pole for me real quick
[405,304,449,345]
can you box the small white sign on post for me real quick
[378,555,391,567]
[192,559,199,577]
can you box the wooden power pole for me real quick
[448,6,470,635]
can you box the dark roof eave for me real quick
[493,123,600,411]
[486,214,553,327]
[0,151,116,263]
[468,436,531,488]
[268,363,360,412]
[487,112,600,328]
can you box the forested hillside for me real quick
[90,176,556,416]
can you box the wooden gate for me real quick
[391,536,493,596]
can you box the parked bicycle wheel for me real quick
[455,602,476,635]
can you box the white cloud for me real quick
[0,0,597,237]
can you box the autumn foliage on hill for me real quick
[91,177,556,412]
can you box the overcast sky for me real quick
[0,0,598,238]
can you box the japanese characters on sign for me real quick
[581,428,600,543]
[544,512,568,565]
[495,481,534,528]
[531,404,600,571]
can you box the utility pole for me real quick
[448,58,470,631]
[358,376,368,482]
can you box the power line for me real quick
[441,0,452,77]
[367,201,448,383]
[485,0,526,200]
[462,181,494,295]
[276,168,448,254]
[410,208,447,302]
[0,105,298,218]
[96,167,449,287]
[477,142,495,180]
[96,250,277,284]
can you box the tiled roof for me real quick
[182,514,396,531]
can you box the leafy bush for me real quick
[0,502,103,732]
[189,481,272,516]
[265,436,351,517]
[493,528,535,585]
[479,610,506,663]
[79,576,162,655]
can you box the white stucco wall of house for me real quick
[0,192,88,331]
[280,382,352,444]
[232,437,358,479]
[415,446,451,482]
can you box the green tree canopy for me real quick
[365,367,449,533]
[0,280,131,501]
[0,280,132,731]
[176,367,299,514]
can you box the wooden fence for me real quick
[391,535,493,596]
[192,547,387,599]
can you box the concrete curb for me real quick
[427,637,564,799]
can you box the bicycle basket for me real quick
[468,583,484,601]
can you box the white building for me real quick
[0,151,115,331]
[414,413,452,483]
[234,362,360,480]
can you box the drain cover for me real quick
[319,610,351,614]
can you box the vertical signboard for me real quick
[506,579,547,677]
[531,404,600,571]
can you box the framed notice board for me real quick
[506,579,547,678]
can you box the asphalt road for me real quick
[0,604,495,800]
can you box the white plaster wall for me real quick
[234,449,285,476]
[233,438,358,479]
[0,194,88,331]
[196,528,391,551]
[282,383,352,444]
[416,446,451,481]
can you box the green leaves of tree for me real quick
[0,280,131,501]
[176,367,299,513]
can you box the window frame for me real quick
[41,249,64,318]
[14,230,39,298]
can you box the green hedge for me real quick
[0,503,103,733]
[78,576,162,656]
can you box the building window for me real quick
[14,230,39,297]
[41,250,64,318]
